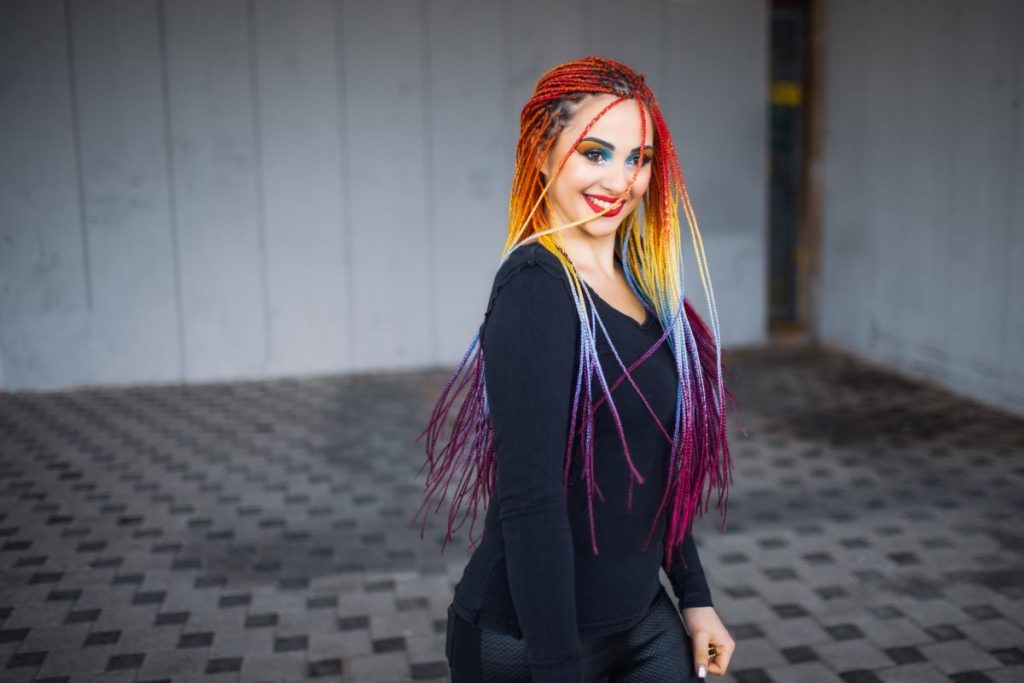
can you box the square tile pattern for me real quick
[1,347,1022,682]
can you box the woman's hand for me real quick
[681,606,734,678]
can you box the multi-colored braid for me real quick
[412,56,736,574]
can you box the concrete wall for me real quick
[821,0,1024,415]
[0,0,768,390]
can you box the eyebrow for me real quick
[581,136,654,154]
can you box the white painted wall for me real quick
[0,0,768,390]
[821,0,1024,415]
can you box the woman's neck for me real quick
[557,233,620,280]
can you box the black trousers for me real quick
[445,588,701,682]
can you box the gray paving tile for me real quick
[814,638,894,672]
[237,652,306,683]
[765,661,845,682]
[761,616,832,648]
[347,651,409,683]
[307,628,372,659]
[876,661,950,682]
[727,636,788,669]
[1,602,70,630]
[894,597,971,627]
[67,671,137,683]
[989,665,1024,682]
[958,618,1024,649]
[18,623,92,651]
[918,638,1004,674]
[0,667,36,683]
[859,616,932,648]
[208,629,274,658]
[134,649,206,680]
[33,645,112,677]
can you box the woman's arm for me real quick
[665,530,736,677]
[663,530,713,609]
[481,262,582,682]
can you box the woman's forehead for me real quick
[565,95,654,146]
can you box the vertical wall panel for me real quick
[0,2,86,386]
[667,1,766,238]
[820,0,867,348]
[504,0,588,146]
[945,0,1017,396]
[340,0,431,367]
[860,0,909,367]
[163,0,267,379]
[71,0,180,384]
[426,0,505,356]
[253,0,349,374]
[821,0,1024,415]
[0,2,83,315]
[589,0,665,92]
[1004,3,1024,410]
[667,0,768,346]
[901,0,957,379]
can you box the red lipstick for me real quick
[583,193,625,218]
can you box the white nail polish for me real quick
[698,664,706,678]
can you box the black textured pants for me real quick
[445,588,701,682]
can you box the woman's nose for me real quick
[600,162,631,196]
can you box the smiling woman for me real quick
[534,95,653,241]
[538,94,656,324]
[413,56,737,683]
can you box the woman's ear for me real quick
[539,148,555,185]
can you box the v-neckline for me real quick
[582,280,651,329]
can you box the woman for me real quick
[413,56,736,682]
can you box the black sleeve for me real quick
[481,262,582,682]
[663,530,714,609]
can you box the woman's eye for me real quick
[578,144,650,167]
[628,153,653,167]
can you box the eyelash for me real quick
[580,148,652,167]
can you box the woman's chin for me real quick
[577,219,623,238]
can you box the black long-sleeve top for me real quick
[450,242,713,682]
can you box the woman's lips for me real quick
[583,193,625,217]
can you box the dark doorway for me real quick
[768,0,822,339]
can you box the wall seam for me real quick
[335,0,355,369]
[419,0,437,362]
[942,0,963,372]
[63,0,92,310]
[499,0,511,209]
[247,0,272,372]
[156,0,187,380]
[997,0,1023,404]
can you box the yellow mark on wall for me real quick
[771,81,802,107]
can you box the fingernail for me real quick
[698,664,706,678]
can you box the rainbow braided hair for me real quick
[412,56,735,573]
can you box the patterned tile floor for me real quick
[1,345,1022,683]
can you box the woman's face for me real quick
[541,92,655,240]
